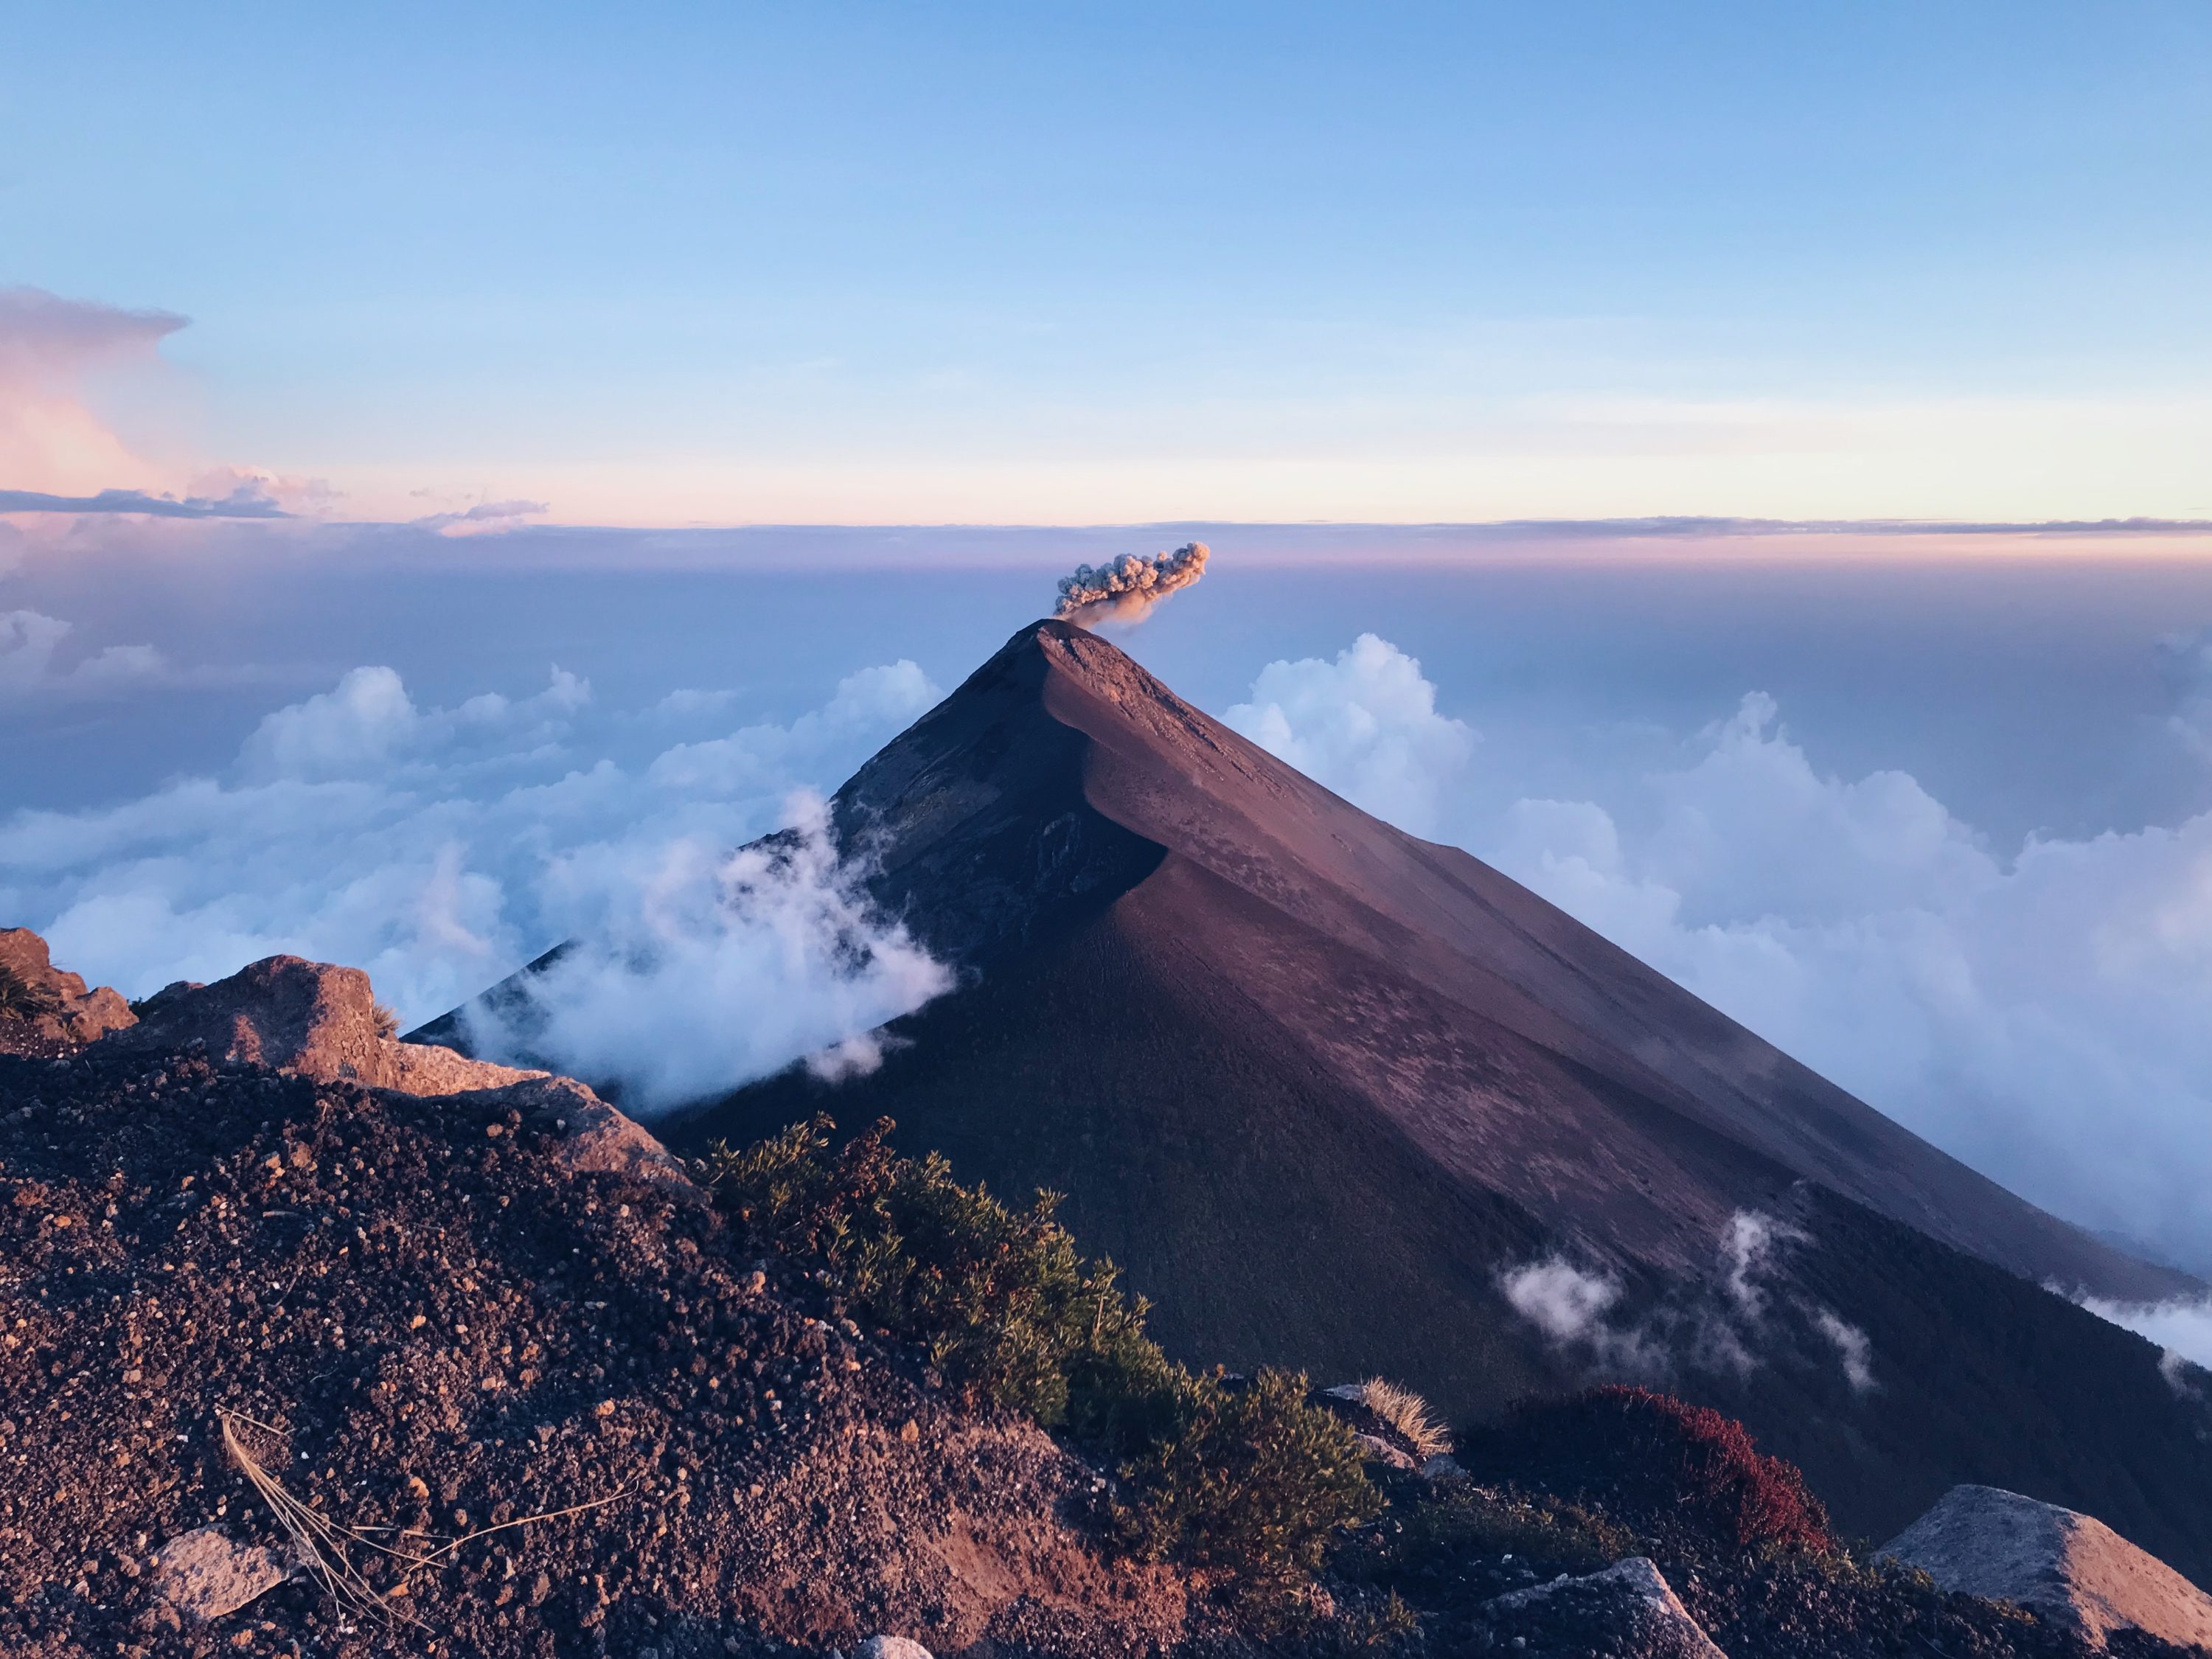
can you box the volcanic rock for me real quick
[1883,1486,2212,1651]
[1485,1557,1727,1658]
[99,952,545,1094]
[0,927,136,1054]
[145,1526,293,1624]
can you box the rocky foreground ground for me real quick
[2,938,2209,1658]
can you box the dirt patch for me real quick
[0,1044,1197,1658]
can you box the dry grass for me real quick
[369,1002,401,1040]
[218,1408,629,1627]
[1353,1378,1453,1461]
[0,963,59,1022]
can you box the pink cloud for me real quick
[0,286,186,495]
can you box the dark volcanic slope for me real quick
[440,619,2212,1568]
[719,620,2179,1304]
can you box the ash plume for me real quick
[1054,540,1208,627]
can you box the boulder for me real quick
[855,1638,934,1659]
[0,928,136,1051]
[98,953,546,1096]
[452,1074,702,1200]
[146,1526,293,1622]
[1882,1484,2212,1650]
[1485,1557,1727,1659]
[1353,1431,1418,1471]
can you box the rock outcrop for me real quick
[91,950,700,1198]
[98,953,545,1096]
[1882,1484,2212,1650]
[0,928,136,1052]
[1485,1557,1728,1658]
[453,1073,702,1199]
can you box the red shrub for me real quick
[1470,1386,1832,1555]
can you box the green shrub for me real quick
[1394,1481,1636,1576]
[1118,1366,1382,1581]
[699,1115,1175,1431]
[698,1115,1378,1584]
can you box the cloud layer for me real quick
[1224,636,2212,1274]
[465,796,951,1112]
[0,653,950,1107]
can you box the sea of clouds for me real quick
[7,588,2212,1364]
[1224,631,2212,1365]
[0,647,953,1108]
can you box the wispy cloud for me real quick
[0,485,290,518]
[0,609,168,696]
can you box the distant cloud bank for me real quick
[1224,633,2212,1278]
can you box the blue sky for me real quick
[6,1,2211,522]
[7,11,2212,1293]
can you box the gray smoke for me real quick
[1054,540,1209,626]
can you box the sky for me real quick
[4,1,2212,523]
[6,7,2212,1355]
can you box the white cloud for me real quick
[467,795,952,1113]
[1224,633,1475,837]
[1229,636,2212,1273]
[1812,1310,1877,1394]
[0,655,949,1107]
[0,608,169,696]
[1500,1259,1657,1374]
[2078,1295,2212,1378]
[1720,1209,1806,1321]
[1501,1211,1877,1393]
[646,661,938,796]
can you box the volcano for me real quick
[434,619,2212,1571]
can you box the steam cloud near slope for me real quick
[1500,1209,1877,1394]
[2074,1295,2212,1379]
[463,796,951,1111]
[1224,633,2212,1283]
[0,655,953,1110]
[1054,540,1208,626]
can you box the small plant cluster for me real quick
[1346,1376,1454,1462]
[1394,1481,1638,1577]
[0,961,60,1023]
[1470,1385,1833,1557]
[698,1115,1379,1585]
